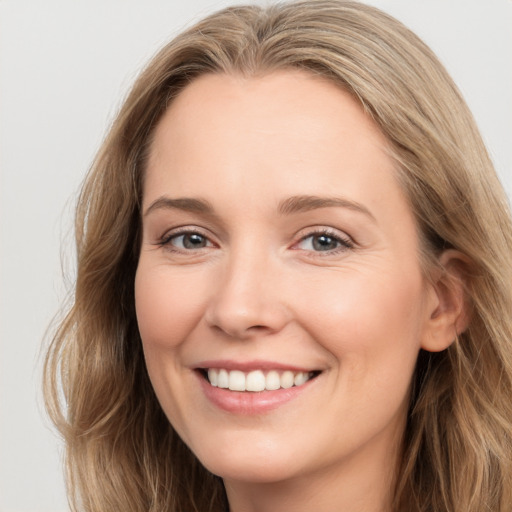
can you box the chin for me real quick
[206,458,300,484]
[191,434,303,484]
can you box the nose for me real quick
[204,248,292,340]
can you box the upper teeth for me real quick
[207,369,312,392]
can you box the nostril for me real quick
[209,322,276,340]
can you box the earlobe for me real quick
[421,250,473,353]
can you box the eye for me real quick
[160,230,214,251]
[296,231,353,253]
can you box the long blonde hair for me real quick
[44,1,512,510]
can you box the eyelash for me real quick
[294,229,354,255]
[156,227,354,255]
[157,228,214,252]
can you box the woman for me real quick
[44,1,512,511]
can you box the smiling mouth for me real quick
[198,368,321,392]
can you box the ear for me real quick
[421,249,472,353]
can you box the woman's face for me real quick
[135,71,438,486]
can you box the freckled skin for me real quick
[135,71,440,512]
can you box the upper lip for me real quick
[193,359,320,373]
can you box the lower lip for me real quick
[196,372,317,415]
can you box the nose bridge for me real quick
[205,239,289,338]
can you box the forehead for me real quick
[143,71,415,235]
[150,71,391,156]
[147,72,394,190]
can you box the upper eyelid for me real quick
[143,206,226,240]
[294,226,354,242]
[160,225,213,240]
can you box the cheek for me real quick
[134,264,207,350]
[306,270,425,434]
[299,265,426,374]
[134,264,207,434]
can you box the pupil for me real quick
[313,235,337,251]
[184,234,206,249]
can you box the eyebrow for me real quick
[143,194,375,222]
[144,196,216,217]
[278,195,376,221]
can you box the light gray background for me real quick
[1,1,511,511]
